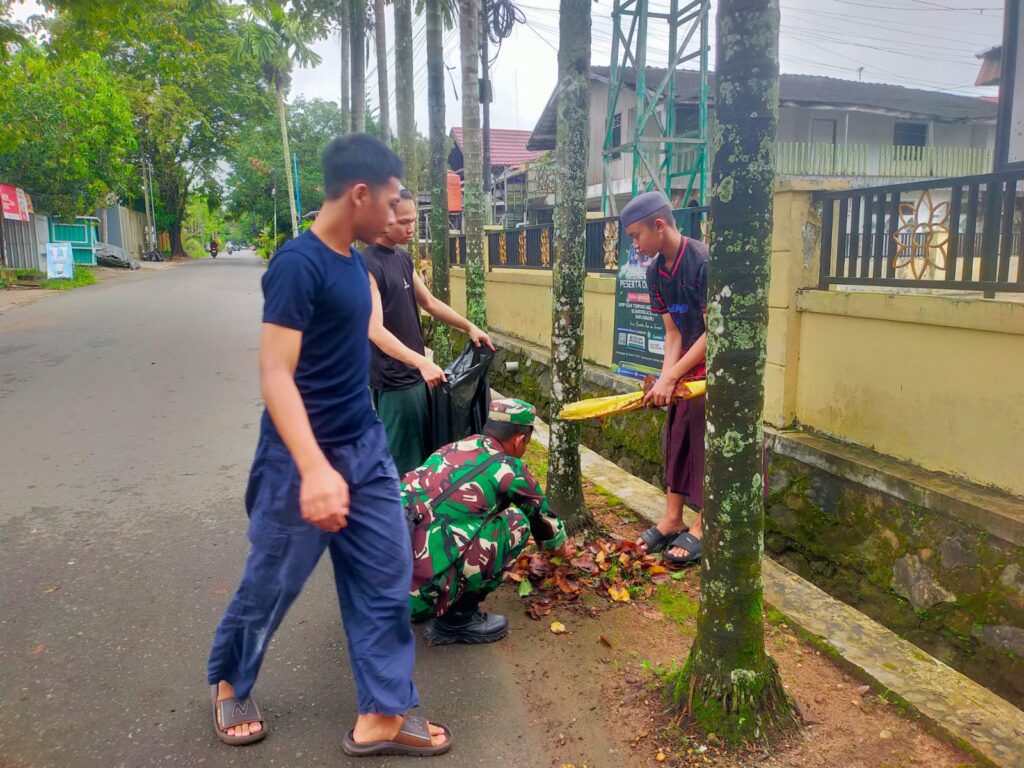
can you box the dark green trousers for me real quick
[373,383,431,477]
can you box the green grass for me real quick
[45,266,96,290]
[2,267,96,291]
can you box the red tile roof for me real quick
[450,128,546,168]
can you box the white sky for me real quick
[10,0,1005,136]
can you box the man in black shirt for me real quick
[363,189,494,475]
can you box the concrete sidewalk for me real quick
[525,410,1024,768]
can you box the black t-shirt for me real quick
[362,243,425,390]
[260,230,377,446]
[645,236,709,379]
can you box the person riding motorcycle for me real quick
[209,237,219,259]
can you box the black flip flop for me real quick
[638,524,688,554]
[664,531,702,568]
[342,714,453,757]
[210,684,268,746]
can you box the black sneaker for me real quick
[424,610,509,645]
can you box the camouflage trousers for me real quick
[409,506,533,621]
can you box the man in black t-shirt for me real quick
[363,189,494,475]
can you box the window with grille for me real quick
[893,122,928,147]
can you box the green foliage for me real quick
[226,97,343,237]
[45,266,96,290]
[183,195,228,251]
[254,226,285,260]
[45,0,268,254]
[0,43,137,217]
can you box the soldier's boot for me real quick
[424,592,509,645]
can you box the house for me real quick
[526,67,998,215]
[448,128,546,226]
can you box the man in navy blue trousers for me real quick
[207,134,451,757]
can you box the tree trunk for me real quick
[277,80,300,238]
[668,0,796,744]
[373,0,391,145]
[394,0,417,196]
[547,0,591,530]
[458,0,486,329]
[426,0,451,366]
[169,220,187,259]
[350,0,367,133]
[394,0,419,258]
[340,0,351,130]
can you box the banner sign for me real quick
[611,237,664,379]
[46,242,75,280]
[611,209,706,379]
[1,183,30,222]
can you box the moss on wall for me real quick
[766,454,1024,709]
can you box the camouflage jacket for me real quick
[401,435,567,554]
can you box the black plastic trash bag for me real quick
[429,342,496,451]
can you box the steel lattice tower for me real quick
[602,0,711,215]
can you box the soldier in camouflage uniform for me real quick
[402,398,568,644]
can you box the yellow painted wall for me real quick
[450,266,617,366]
[442,181,1024,496]
[795,291,1024,496]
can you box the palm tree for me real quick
[547,0,590,530]
[350,0,367,133]
[372,0,391,144]
[393,0,416,194]
[340,0,351,129]
[666,0,797,743]
[457,0,486,328]
[425,0,452,366]
[238,2,322,238]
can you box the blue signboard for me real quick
[46,242,75,280]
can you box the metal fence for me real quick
[451,207,711,273]
[817,170,1024,297]
[1,214,46,271]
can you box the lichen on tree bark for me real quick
[458,0,487,330]
[667,0,798,744]
[547,0,591,532]
[426,0,451,365]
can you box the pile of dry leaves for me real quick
[504,534,683,620]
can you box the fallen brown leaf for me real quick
[598,634,613,648]
[27,644,45,657]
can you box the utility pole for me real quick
[272,186,278,246]
[292,152,302,222]
[146,160,158,251]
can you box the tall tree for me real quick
[0,44,137,218]
[372,0,391,144]
[350,0,367,133]
[340,0,352,129]
[394,0,417,195]
[666,0,796,743]
[238,2,322,239]
[457,0,486,328]
[547,0,591,529]
[425,0,452,366]
[45,0,265,258]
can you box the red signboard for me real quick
[1,183,30,222]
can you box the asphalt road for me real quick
[0,252,552,768]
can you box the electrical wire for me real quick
[486,0,526,44]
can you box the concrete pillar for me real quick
[765,179,850,427]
